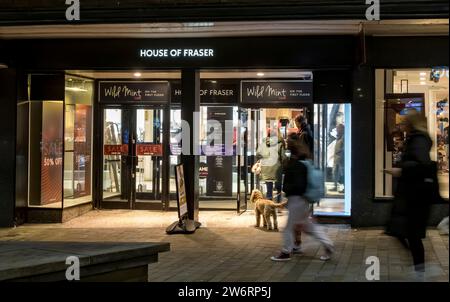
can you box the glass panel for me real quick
[254,108,303,198]
[198,106,237,209]
[170,109,182,194]
[102,108,124,200]
[64,76,93,207]
[135,109,163,200]
[313,104,351,216]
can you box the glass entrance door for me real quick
[135,108,164,202]
[101,107,165,209]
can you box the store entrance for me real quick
[241,104,352,216]
[101,106,167,209]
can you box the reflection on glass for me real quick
[103,109,122,199]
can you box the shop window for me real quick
[375,69,449,199]
[64,76,93,207]
[16,74,93,209]
[313,104,352,216]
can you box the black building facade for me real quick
[0,1,448,228]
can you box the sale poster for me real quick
[40,101,64,205]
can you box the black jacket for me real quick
[298,124,314,158]
[387,130,433,239]
[282,158,307,197]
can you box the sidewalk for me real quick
[0,209,448,282]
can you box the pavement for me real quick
[0,209,448,282]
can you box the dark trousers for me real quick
[333,162,344,188]
[408,236,425,272]
[266,181,282,203]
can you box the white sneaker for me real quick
[319,254,331,261]
[319,247,334,261]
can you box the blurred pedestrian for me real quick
[384,109,435,275]
[437,216,449,235]
[271,134,334,261]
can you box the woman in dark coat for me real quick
[385,110,433,273]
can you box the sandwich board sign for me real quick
[175,164,188,219]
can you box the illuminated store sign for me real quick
[99,81,169,103]
[139,48,214,58]
[241,80,313,104]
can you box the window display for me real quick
[375,69,449,199]
[313,104,352,216]
[64,76,93,207]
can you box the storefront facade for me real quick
[0,35,448,227]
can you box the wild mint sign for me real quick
[241,80,313,104]
[98,81,170,103]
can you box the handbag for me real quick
[251,160,261,175]
[422,161,446,204]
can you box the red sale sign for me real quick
[136,144,163,156]
[104,144,128,155]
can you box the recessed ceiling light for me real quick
[419,72,427,76]
[134,72,142,78]
[420,81,426,85]
[420,77,426,81]
[68,78,73,81]
[257,72,265,77]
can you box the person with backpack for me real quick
[271,134,334,262]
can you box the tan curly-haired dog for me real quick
[250,189,287,231]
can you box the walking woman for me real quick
[385,110,434,274]
[271,134,334,261]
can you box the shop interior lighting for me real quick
[420,72,427,76]
[420,81,426,85]
[65,87,88,92]
[65,79,88,92]
[257,72,265,77]
[134,72,142,77]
